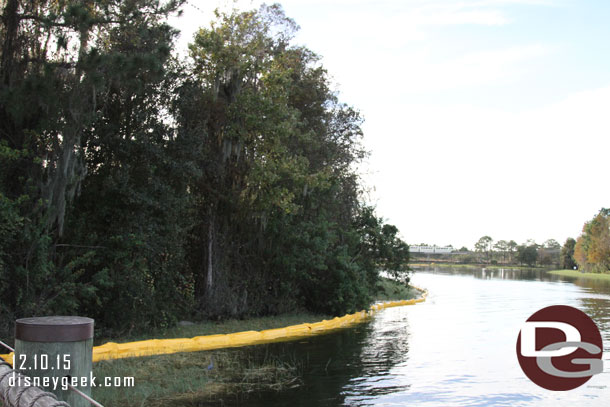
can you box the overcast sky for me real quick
[171,0,610,249]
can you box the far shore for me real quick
[547,269,610,281]
[409,262,547,270]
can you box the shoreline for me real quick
[89,281,426,406]
[90,282,425,363]
[410,262,548,270]
[547,269,610,281]
[0,280,423,364]
[0,279,427,407]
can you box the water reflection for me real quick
[417,265,562,282]
[201,267,610,406]
[237,317,411,406]
[420,265,610,292]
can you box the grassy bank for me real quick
[547,269,610,281]
[93,313,325,406]
[93,348,301,406]
[95,313,332,345]
[96,279,417,345]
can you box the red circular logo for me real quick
[516,305,603,391]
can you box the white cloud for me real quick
[312,43,552,112]
[173,0,546,53]
[400,44,552,92]
[409,1,512,26]
[281,1,555,101]
[417,9,509,26]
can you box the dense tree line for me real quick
[0,2,409,336]
[465,210,610,271]
[574,208,610,273]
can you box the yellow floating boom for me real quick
[1,286,427,365]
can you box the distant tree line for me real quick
[573,208,610,273]
[467,236,562,267]
[0,2,409,336]
[466,209,610,272]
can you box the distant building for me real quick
[409,245,453,254]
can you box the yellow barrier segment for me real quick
[0,286,428,365]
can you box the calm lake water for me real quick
[230,267,610,406]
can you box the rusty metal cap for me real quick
[15,316,94,342]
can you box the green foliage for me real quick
[176,5,409,318]
[0,2,410,336]
[560,237,577,270]
[574,209,610,273]
[543,239,561,250]
[516,244,538,266]
[0,0,188,336]
[474,236,493,262]
[375,278,416,302]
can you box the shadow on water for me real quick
[237,314,411,407]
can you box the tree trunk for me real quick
[206,216,214,293]
[0,0,19,86]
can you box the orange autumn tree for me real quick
[574,208,610,273]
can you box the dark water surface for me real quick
[227,267,610,406]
